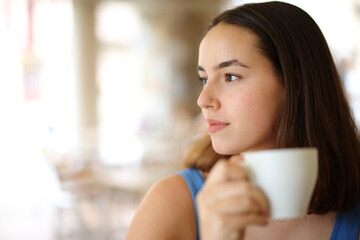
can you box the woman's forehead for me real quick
[198,24,261,68]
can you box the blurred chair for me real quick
[43,147,124,240]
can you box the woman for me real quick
[126,1,360,239]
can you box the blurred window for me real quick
[95,1,145,165]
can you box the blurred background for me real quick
[0,0,359,239]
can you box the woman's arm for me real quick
[125,174,197,240]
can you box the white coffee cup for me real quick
[241,148,318,219]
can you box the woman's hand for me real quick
[196,156,269,240]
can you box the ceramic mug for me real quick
[241,148,318,219]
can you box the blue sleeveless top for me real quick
[178,168,360,240]
[331,201,360,239]
[177,168,205,240]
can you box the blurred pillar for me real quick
[355,0,360,68]
[73,0,98,150]
[138,0,228,124]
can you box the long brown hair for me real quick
[184,1,360,214]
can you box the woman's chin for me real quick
[212,144,240,156]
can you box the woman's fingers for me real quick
[197,158,270,240]
[205,159,248,185]
[200,159,269,214]
[203,190,268,215]
[198,211,268,240]
[229,154,244,163]
[205,195,262,215]
[198,181,269,215]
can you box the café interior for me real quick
[0,0,359,239]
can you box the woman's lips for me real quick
[206,119,230,133]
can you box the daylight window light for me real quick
[96,2,142,46]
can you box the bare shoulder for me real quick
[125,174,197,240]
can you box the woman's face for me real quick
[197,23,284,155]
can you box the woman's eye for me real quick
[199,77,208,85]
[225,74,240,82]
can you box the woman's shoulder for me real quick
[125,173,197,240]
[144,172,197,206]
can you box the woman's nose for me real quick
[197,83,220,109]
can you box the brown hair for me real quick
[184,1,360,214]
[182,131,229,173]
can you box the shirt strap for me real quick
[177,168,205,240]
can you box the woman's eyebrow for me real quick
[197,59,249,72]
[215,59,249,70]
[197,66,205,72]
